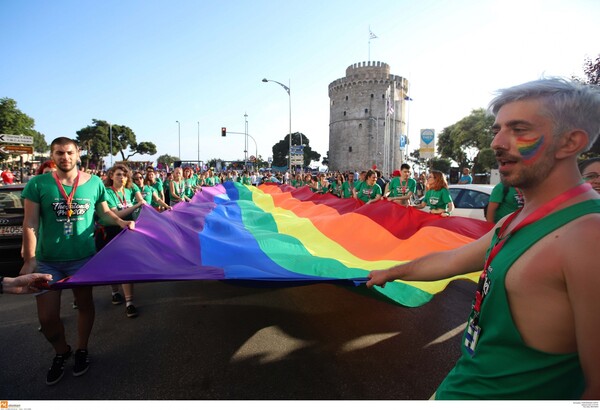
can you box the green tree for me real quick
[76,119,157,169]
[575,54,600,156]
[437,108,495,170]
[33,131,49,153]
[156,154,179,169]
[0,97,48,159]
[322,151,329,166]
[474,147,496,173]
[430,157,452,174]
[271,132,320,167]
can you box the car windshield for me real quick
[450,188,489,209]
[0,188,24,214]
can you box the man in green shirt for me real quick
[386,163,417,206]
[367,78,600,399]
[486,182,523,223]
[21,137,134,386]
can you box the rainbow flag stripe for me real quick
[57,182,492,307]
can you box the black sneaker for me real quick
[46,346,72,386]
[126,305,138,318]
[72,349,90,377]
[111,292,124,305]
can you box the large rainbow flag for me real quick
[55,182,493,307]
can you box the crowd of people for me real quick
[2,77,600,400]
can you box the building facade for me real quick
[328,61,409,176]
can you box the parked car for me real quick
[0,184,25,275]
[418,184,493,221]
[448,184,493,220]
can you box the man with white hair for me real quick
[368,78,600,399]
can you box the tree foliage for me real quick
[76,119,157,169]
[577,54,600,156]
[0,97,48,160]
[156,154,179,169]
[429,157,452,174]
[271,132,320,167]
[437,108,495,170]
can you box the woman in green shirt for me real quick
[414,170,454,216]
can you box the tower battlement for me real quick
[328,61,408,95]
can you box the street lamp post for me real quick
[109,122,113,168]
[262,78,293,174]
[247,134,258,169]
[197,121,200,167]
[176,120,180,159]
[244,113,249,171]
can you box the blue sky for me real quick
[1,0,599,167]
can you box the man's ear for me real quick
[555,129,589,159]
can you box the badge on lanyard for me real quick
[465,315,481,356]
[64,220,74,237]
[53,171,81,237]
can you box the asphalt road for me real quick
[0,278,476,400]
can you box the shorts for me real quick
[35,256,93,294]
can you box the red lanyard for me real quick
[401,179,407,194]
[111,187,128,207]
[473,183,593,313]
[53,171,81,220]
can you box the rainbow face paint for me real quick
[517,135,545,164]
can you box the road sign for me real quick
[0,134,34,145]
[0,145,34,155]
[291,155,304,166]
[290,145,304,155]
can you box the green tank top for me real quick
[437,199,600,400]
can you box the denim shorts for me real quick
[35,256,93,293]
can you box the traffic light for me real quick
[221,127,226,137]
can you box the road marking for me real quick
[424,322,467,348]
[340,332,400,352]
[231,325,313,364]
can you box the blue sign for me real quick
[421,129,435,145]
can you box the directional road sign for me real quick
[0,134,34,145]
[0,145,34,154]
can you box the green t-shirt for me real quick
[184,177,197,198]
[489,183,521,223]
[341,181,354,198]
[356,182,382,203]
[424,188,452,211]
[139,184,155,205]
[330,181,342,197]
[104,184,141,222]
[388,177,417,198]
[151,178,163,193]
[149,180,163,207]
[21,172,108,261]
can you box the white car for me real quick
[418,184,494,221]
